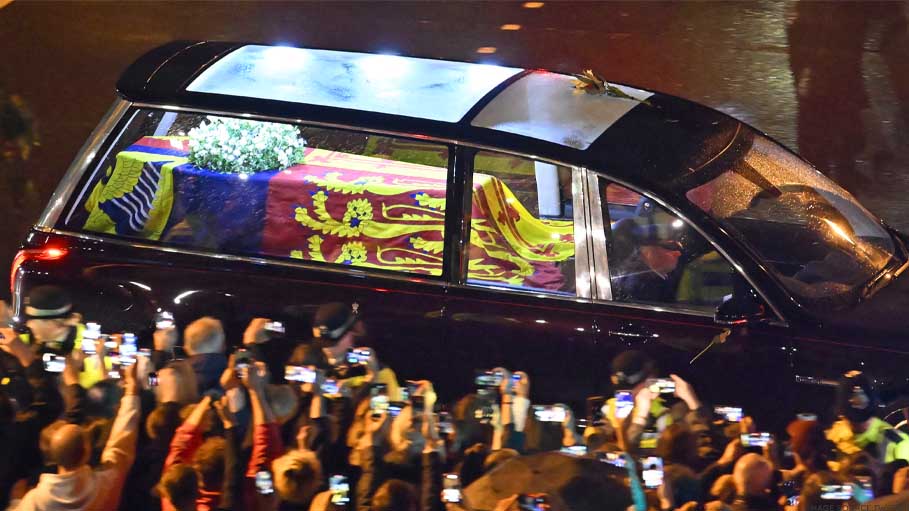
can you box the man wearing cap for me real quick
[826,370,909,463]
[608,350,707,453]
[14,285,114,389]
[311,302,400,400]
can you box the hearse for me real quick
[13,41,909,429]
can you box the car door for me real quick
[440,148,598,405]
[588,174,796,430]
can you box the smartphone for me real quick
[147,372,159,387]
[330,475,350,505]
[255,470,274,495]
[370,393,390,415]
[797,412,818,421]
[107,370,121,380]
[855,476,874,503]
[475,368,506,388]
[518,494,549,511]
[42,353,65,373]
[438,411,454,435]
[741,432,772,447]
[103,335,117,349]
[411,395,425,415]
[586,395,607,425]
[641,456,664,489]
[647,378,676,395]
[597,451,627,468]
[285,365,317,383]
[560,445,587,456]
[715,406,744,423]
[83,322,101,354]
[441,473,462,503]
[345,347,372,366]
[820,484,853,500]
[388,401,405,417]
[321,379,340,396]
[119,333,138,366]
[533,405,567,423]
[234,348,252,370]
[155,311,175,330]
[615,391,634,419]
[264,321,285,335]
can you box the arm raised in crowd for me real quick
[213,397,242,511]
[241,361,283,510]
[60,350,88,423]
[0,328,63,429]
[355,411,392,511]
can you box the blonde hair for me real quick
[273,449,322,504]
[266,384,300,425]
[183,317,225,355]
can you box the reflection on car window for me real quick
[67,109,451,277]
[684,131,895,308]
[467,151,576,295]
[602,181,734,310]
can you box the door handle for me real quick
[608,323,660,344]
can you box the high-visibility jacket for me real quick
[20,324,111,388]
[827,417,909,463]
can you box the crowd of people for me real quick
[1,285,909,511]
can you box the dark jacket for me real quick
[189,352,228,394]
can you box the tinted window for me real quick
[467,151,576,295]
[601,181,734,310]
[67,109,450,276]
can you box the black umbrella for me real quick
[464,451,632,511]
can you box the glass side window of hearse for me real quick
[466,151,576,295]
[599,180,735,311]
[65,109,451,276]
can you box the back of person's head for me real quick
[146,402,183,447]
[733,453,774,497]
[561,473,632,511]
[193,437,226,491]
[484,448,519,474]
[50,423,89,470]
[86,379,123,418]
[266,384,300,425]
[184,317,225,356]
[158,463,199,511]
[371,479,418,511]
[799,471,858,511]
[663,464,702,509]
[272,449,322,505]
[657,423,700,468]
[787,419,831,471]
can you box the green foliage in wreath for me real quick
[187,116,307,175]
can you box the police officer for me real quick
[827,370,909,463]
[311,302,400,400]
[17,285,109,388]
[608,350,706,452]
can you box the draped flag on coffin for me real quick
[81,136,575,290]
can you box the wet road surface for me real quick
[1,0,908,290]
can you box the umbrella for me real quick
[464,451,632,511]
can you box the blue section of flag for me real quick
[98,161,163,235]
[124,144,189,157]
[162,164,277,253]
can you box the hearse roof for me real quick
[117,41,742,191]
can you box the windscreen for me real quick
[684,127,896,309]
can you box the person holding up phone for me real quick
[311,302,400,401]
[608,350,709,454]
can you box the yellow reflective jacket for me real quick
[21,324,111,388]
[827,417,909,463]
